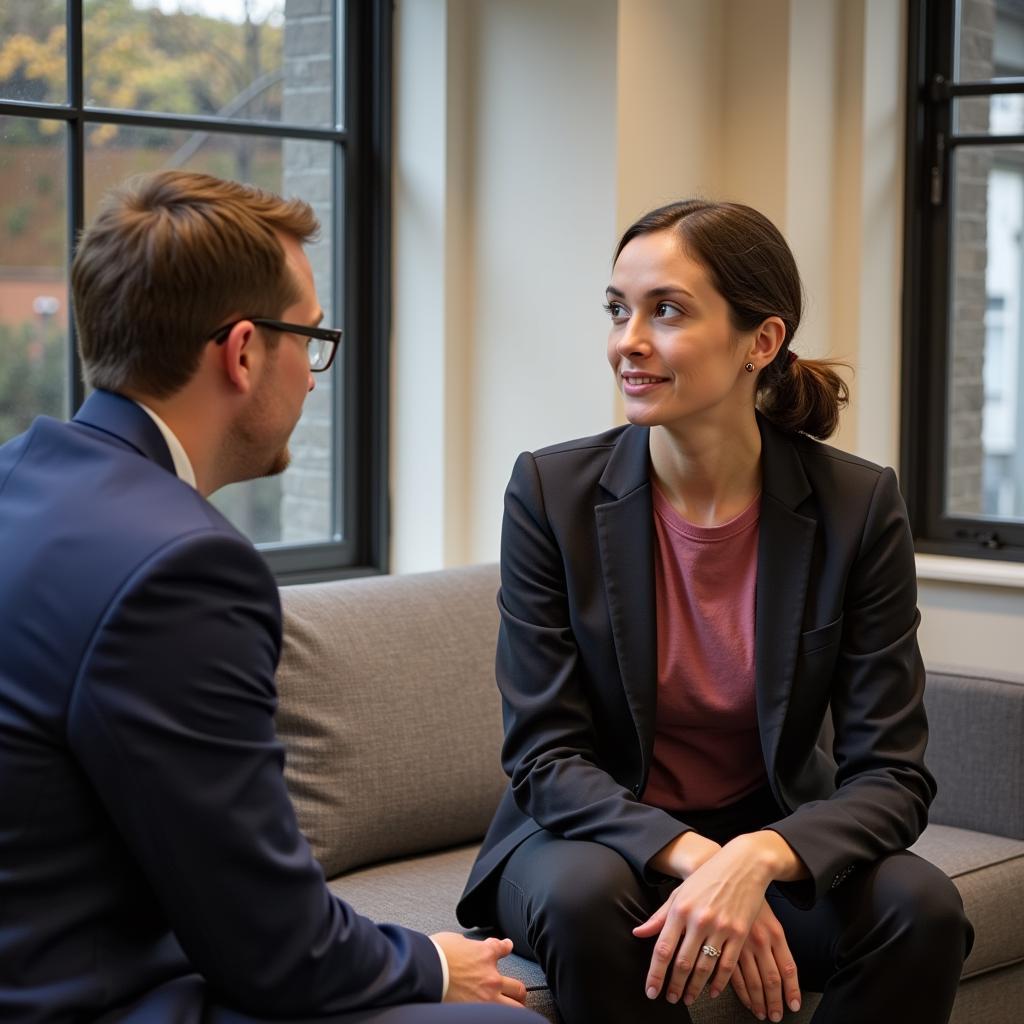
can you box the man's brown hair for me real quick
[71,170,319,398]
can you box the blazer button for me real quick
[632,784,641,795]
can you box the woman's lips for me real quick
[621,374,668,396]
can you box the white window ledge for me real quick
[916,553,1024,589]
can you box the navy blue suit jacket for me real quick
[458,415,934,926]
[0,391,442,1022]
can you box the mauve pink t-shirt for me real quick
[640,483,768,813]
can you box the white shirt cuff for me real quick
[428,936,450,1000]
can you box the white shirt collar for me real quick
[133,401,198,490]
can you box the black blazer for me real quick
[457,414,933,926]
[0,391,441,1022]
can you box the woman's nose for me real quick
[616,316,651,359]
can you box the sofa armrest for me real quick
[924,667,1024,839]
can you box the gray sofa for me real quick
[276,564,1024,1023]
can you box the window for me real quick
[0,0,391,581]
[904,0,1024,560]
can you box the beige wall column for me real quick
[392,0,473,572]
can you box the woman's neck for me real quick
[648,411,763,527]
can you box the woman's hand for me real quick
[729,901,801,1022]
[632,833,795,1007]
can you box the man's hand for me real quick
[431,933,528,1007]
[729,901,801,1022]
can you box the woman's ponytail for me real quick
[757,353,850,440]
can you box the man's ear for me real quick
[219,321,257,395]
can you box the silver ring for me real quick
[701,944,722,959]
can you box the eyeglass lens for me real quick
[308,338,332,371]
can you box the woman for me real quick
[456,201,973,1024]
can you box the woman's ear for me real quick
[748,316,786,366]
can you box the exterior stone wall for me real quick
[281,0,336,543]
[948,0,995,516]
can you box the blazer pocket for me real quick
[799,614,844,656]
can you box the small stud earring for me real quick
[744,362,755,373]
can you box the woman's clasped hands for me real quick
[635,831,804,1022]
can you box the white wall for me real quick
[392,0,618,569]
[391,0,1024,674]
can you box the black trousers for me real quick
[495,787,974,1024]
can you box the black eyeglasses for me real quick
[208,317,342,372]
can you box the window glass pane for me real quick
[956,93,1024,135]
[955,3,1024,132]
[0,117,68,444]
[83,0,335,128]
[0,1,66,105]
[948,145,1024,520]
[85,124,338,545]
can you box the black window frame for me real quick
[0,0,391,584]
[903,0,1024,561]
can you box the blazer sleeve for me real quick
[66,529,443,1017]
[767,466,936,907]
[496,451,688,879]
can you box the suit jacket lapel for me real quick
[73,389,177,476]
[595,426,659,774]
[754,414,816,781]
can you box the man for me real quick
[0,171,537,1023]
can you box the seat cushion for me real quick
[326,845,823,1022]
[911,824,1024,978]
[326,846,550,993]
[329,824,1023,1021]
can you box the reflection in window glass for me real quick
[83,0,335,129]
[0,117,68,444]
[0,1,67,106]
[85,124,338,544]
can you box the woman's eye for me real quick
[654,301,683,318]
[603,301,626,319]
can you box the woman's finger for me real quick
[643,904,685,999]
[772,935,801,1015]
[739,946,767,1020]
[680,935,734,1006]
[632,893,673,938]
[729,958,753,1012]
[753,943,784,1022]
[663,927,702,1005]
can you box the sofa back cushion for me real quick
[924,666,1024,839]
[276,563,507,878]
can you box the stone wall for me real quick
[281,0,336,543]
[948,0,995,516]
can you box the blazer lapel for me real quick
[595,426,659,772]
[754,415,816,782]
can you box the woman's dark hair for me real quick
[615,200,849,439]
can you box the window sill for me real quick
[915,553,1024,590]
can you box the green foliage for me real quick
[0,1,284,136]
[6,205,30,237]
[0,320,65,443]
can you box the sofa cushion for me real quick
[327,844,823,1022]
[329,823,1022,1022]
[911,824,1024,978]
[277,564,507,876]
[924,667,1024,839]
